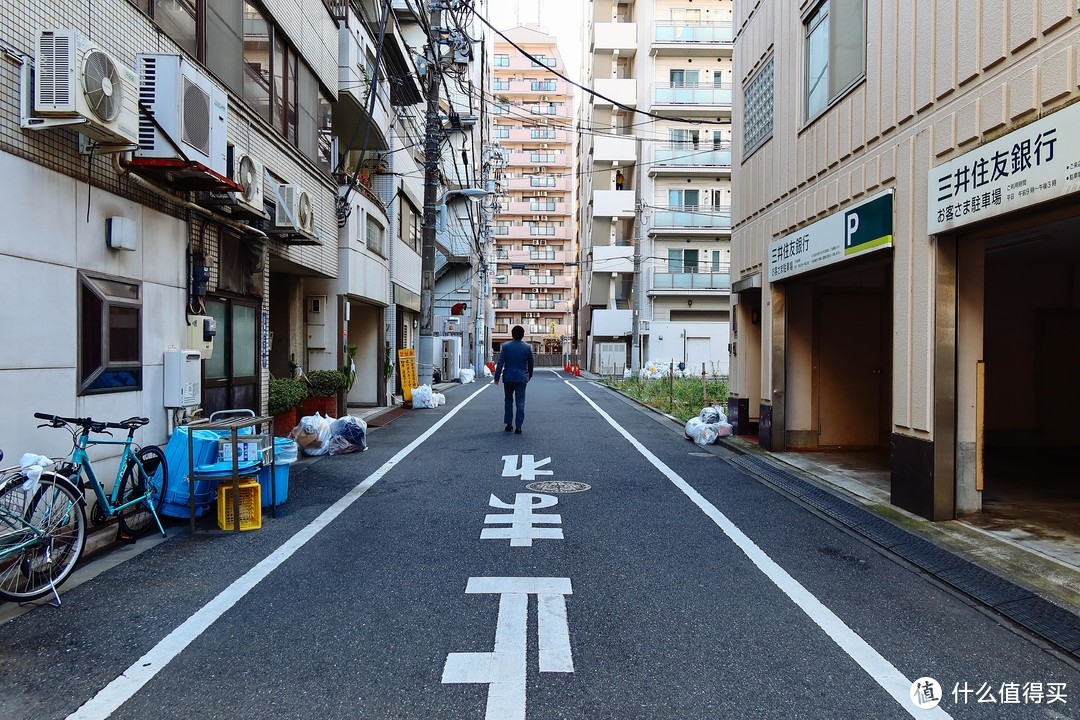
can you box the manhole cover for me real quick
[525,481,591,493]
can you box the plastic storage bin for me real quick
[161,427,225,518]
[217,480,262,531]
[258,438,296,507]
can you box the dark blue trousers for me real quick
[503,381,527,428]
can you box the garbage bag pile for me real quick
[289,412,367,456]
[459,368,476,384]
[684,405,734,446]
[637,360,696,381]
[412,385,434,408]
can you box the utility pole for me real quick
[630,137,644,373]
[419,1,444,388]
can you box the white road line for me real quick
[67,384,490,720]
[567,381,953,720]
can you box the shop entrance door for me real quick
[203,298,260,417]
[818,293,882,446]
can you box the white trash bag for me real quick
[696,423,720,446]
[482,365,492,377]
[459,368,476,384]
[699,405,725,425]
[684,417,704,441]
[292,412,333,455]
[411,384,435,409]
[716,421,734,437]
[432,392,446,406]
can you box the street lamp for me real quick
[420,187,491,388]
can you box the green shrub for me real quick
[306,369,349,398]
[268,378,308,415]
[601,376,729,423]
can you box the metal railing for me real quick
[654,83,733,106]
[653,144,732,168]
[652,271,732,290]
[651,205,732,230]
[654,21,734,44]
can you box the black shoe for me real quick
[514,428,522,434]
[505,424,514,432]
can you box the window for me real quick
[668,249,700,273]
[671,8,701,24]
[79,273,142,395]
[530,55,555,68]
[494,79,510,90]
[743,55,774,156]
[669,129,700,146]
[366,214,386,256]
[495,127,510,138]
[712,130,725,149]
[804,0,866,120]
[668,189,700,207]
[401,199,421,253]
[494,102,510,115]
[495,54,510,67]
[670,69,699,87]
[713,71,724,88]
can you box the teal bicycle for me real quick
[0,449,87,603]
[35,413,168,541]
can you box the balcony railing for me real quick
[493,300,509,308]
[529,201,556,211]
[530,275,557,285]
[530,227,557,236]
[654,21,733,44]
[529,250,555,260]
[653,143,732,169]
[530,300,557,309]
[651,205,732,230]
[652,271,732,290]
[654,83,732,106]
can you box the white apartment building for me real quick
[579,0,734,376]
[491,26,575,356]
[731,1,1080,521]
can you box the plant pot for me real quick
[273,408,298,437]
[301,396,339,418]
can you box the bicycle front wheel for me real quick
[0,474,87,602]
[117,446,168,537]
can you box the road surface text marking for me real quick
[442,577,574,720]
[481,493,563,546]
[501,454,553,481]
[65,384,491,720]
[569,380,952,720]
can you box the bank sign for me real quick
[768,190,893,282]
[928,103,1080,234]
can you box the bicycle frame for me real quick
[68,430,160,532]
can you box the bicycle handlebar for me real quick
[33,413,150,433]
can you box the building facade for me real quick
[579,0,733,376]
[491,26,575,355]
[731,0,1080,520]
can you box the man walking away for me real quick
[493,325,534,434]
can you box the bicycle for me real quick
[34,413,169,541]
[0,449,88,604]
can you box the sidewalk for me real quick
[585,370,1080,659]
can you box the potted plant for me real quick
[268,378,308,436]
[301,369,348,418]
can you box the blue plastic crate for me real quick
[160,427,224,518]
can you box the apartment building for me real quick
[578,0,734,375]
[0,0,480,466]
[491,26,575,355]
[731,1,1080,522]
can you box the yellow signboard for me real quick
[398,348,418,402]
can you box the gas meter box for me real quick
[164,350,202,408]
[186,315,216,359]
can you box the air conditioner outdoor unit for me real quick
[540,239,548,246]
[532,239,540,245]
[198,149,267,217]
[276,183,315,235]
[136,53,227,175]
[32,29,139,148]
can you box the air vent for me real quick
[36,32,70,106]
[82,49,122,121]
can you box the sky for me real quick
[485,0,586,84]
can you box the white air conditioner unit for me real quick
[532,239,540,245]
[539,191,548,197]
[539,239,548,246]
[32,29,139,148]
[541,143,548,149]
[197,149,267,217]
[136,53,227,175]
[276,183,315,235]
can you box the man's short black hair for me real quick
[511,325,525,340]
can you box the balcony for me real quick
[504,127,570,143]
[592,309,632,336]
[507,152,572,169]
[506,177,571,192]
[592,245,634,276]
[501,226,572,240]
[650,143,732,176]
[652,83,732,116]
[593,190,635,218]
[594,134,637,164]
[594,78,637,108]
[503,79,569,96]
[594,22,638,55]
[649,271,732,294]
[494,248,573,264]
[650,205,732,235]
[338,191,391,304]
[651,22,733,56]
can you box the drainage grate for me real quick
[995,597,1080,653]
[890,537,966,574]
[937,565,1034,608]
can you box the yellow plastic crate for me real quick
[217,480,262,531]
